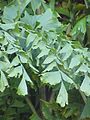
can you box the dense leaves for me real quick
[0,0,90,120]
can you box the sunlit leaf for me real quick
[56,82,68,107]
[41,71,62,85]
[0,71,9,92]
[17,76,28,96]
[80,74,90,96]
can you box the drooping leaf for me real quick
[80,74,90,96]
[41,71,62,85]
[0,71,9,92]
[17,77,28,96]
[56,82,68,107]
[22,66,32,83]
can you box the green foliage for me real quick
[0,0,90,120]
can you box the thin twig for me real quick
[79,90,87,104]
[25,96,41,120]
[84,0,88,8]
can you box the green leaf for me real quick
[80,74,90,96]
[21,11,37,28]
[26,32,37,48]
[56,82,68,107]
[80,98,90,119]
[17,76,28,96]
[76,64,90,73]
[55,7,70,17]
[42,102,54,120]
[18,51,28,63]
[7,44,18,54]
[49,0,55,10]
[60,43,73,61]
[5,32,16,42]
[2,5,18,23]
[60,71,74,84]
[37,41,50,58]
[43,62,57,72]
[0,71,9,92]
[30,114,40,120]
[0,61,10,71]
[41,71,62,85]
[8,66,22,78]
[69,55,83,69]
[11,56,20,66]
[71,17,86,36]
[0,23,16,30]
[31,0,41,13]
[19,0,32,14]
[22,66,32,83]
[38,9,61,31]
[43,54,56,64]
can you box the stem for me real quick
[25,96,41,120]
[50,90,55,102]
[79,90,87,104]
[84,0,88,8]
